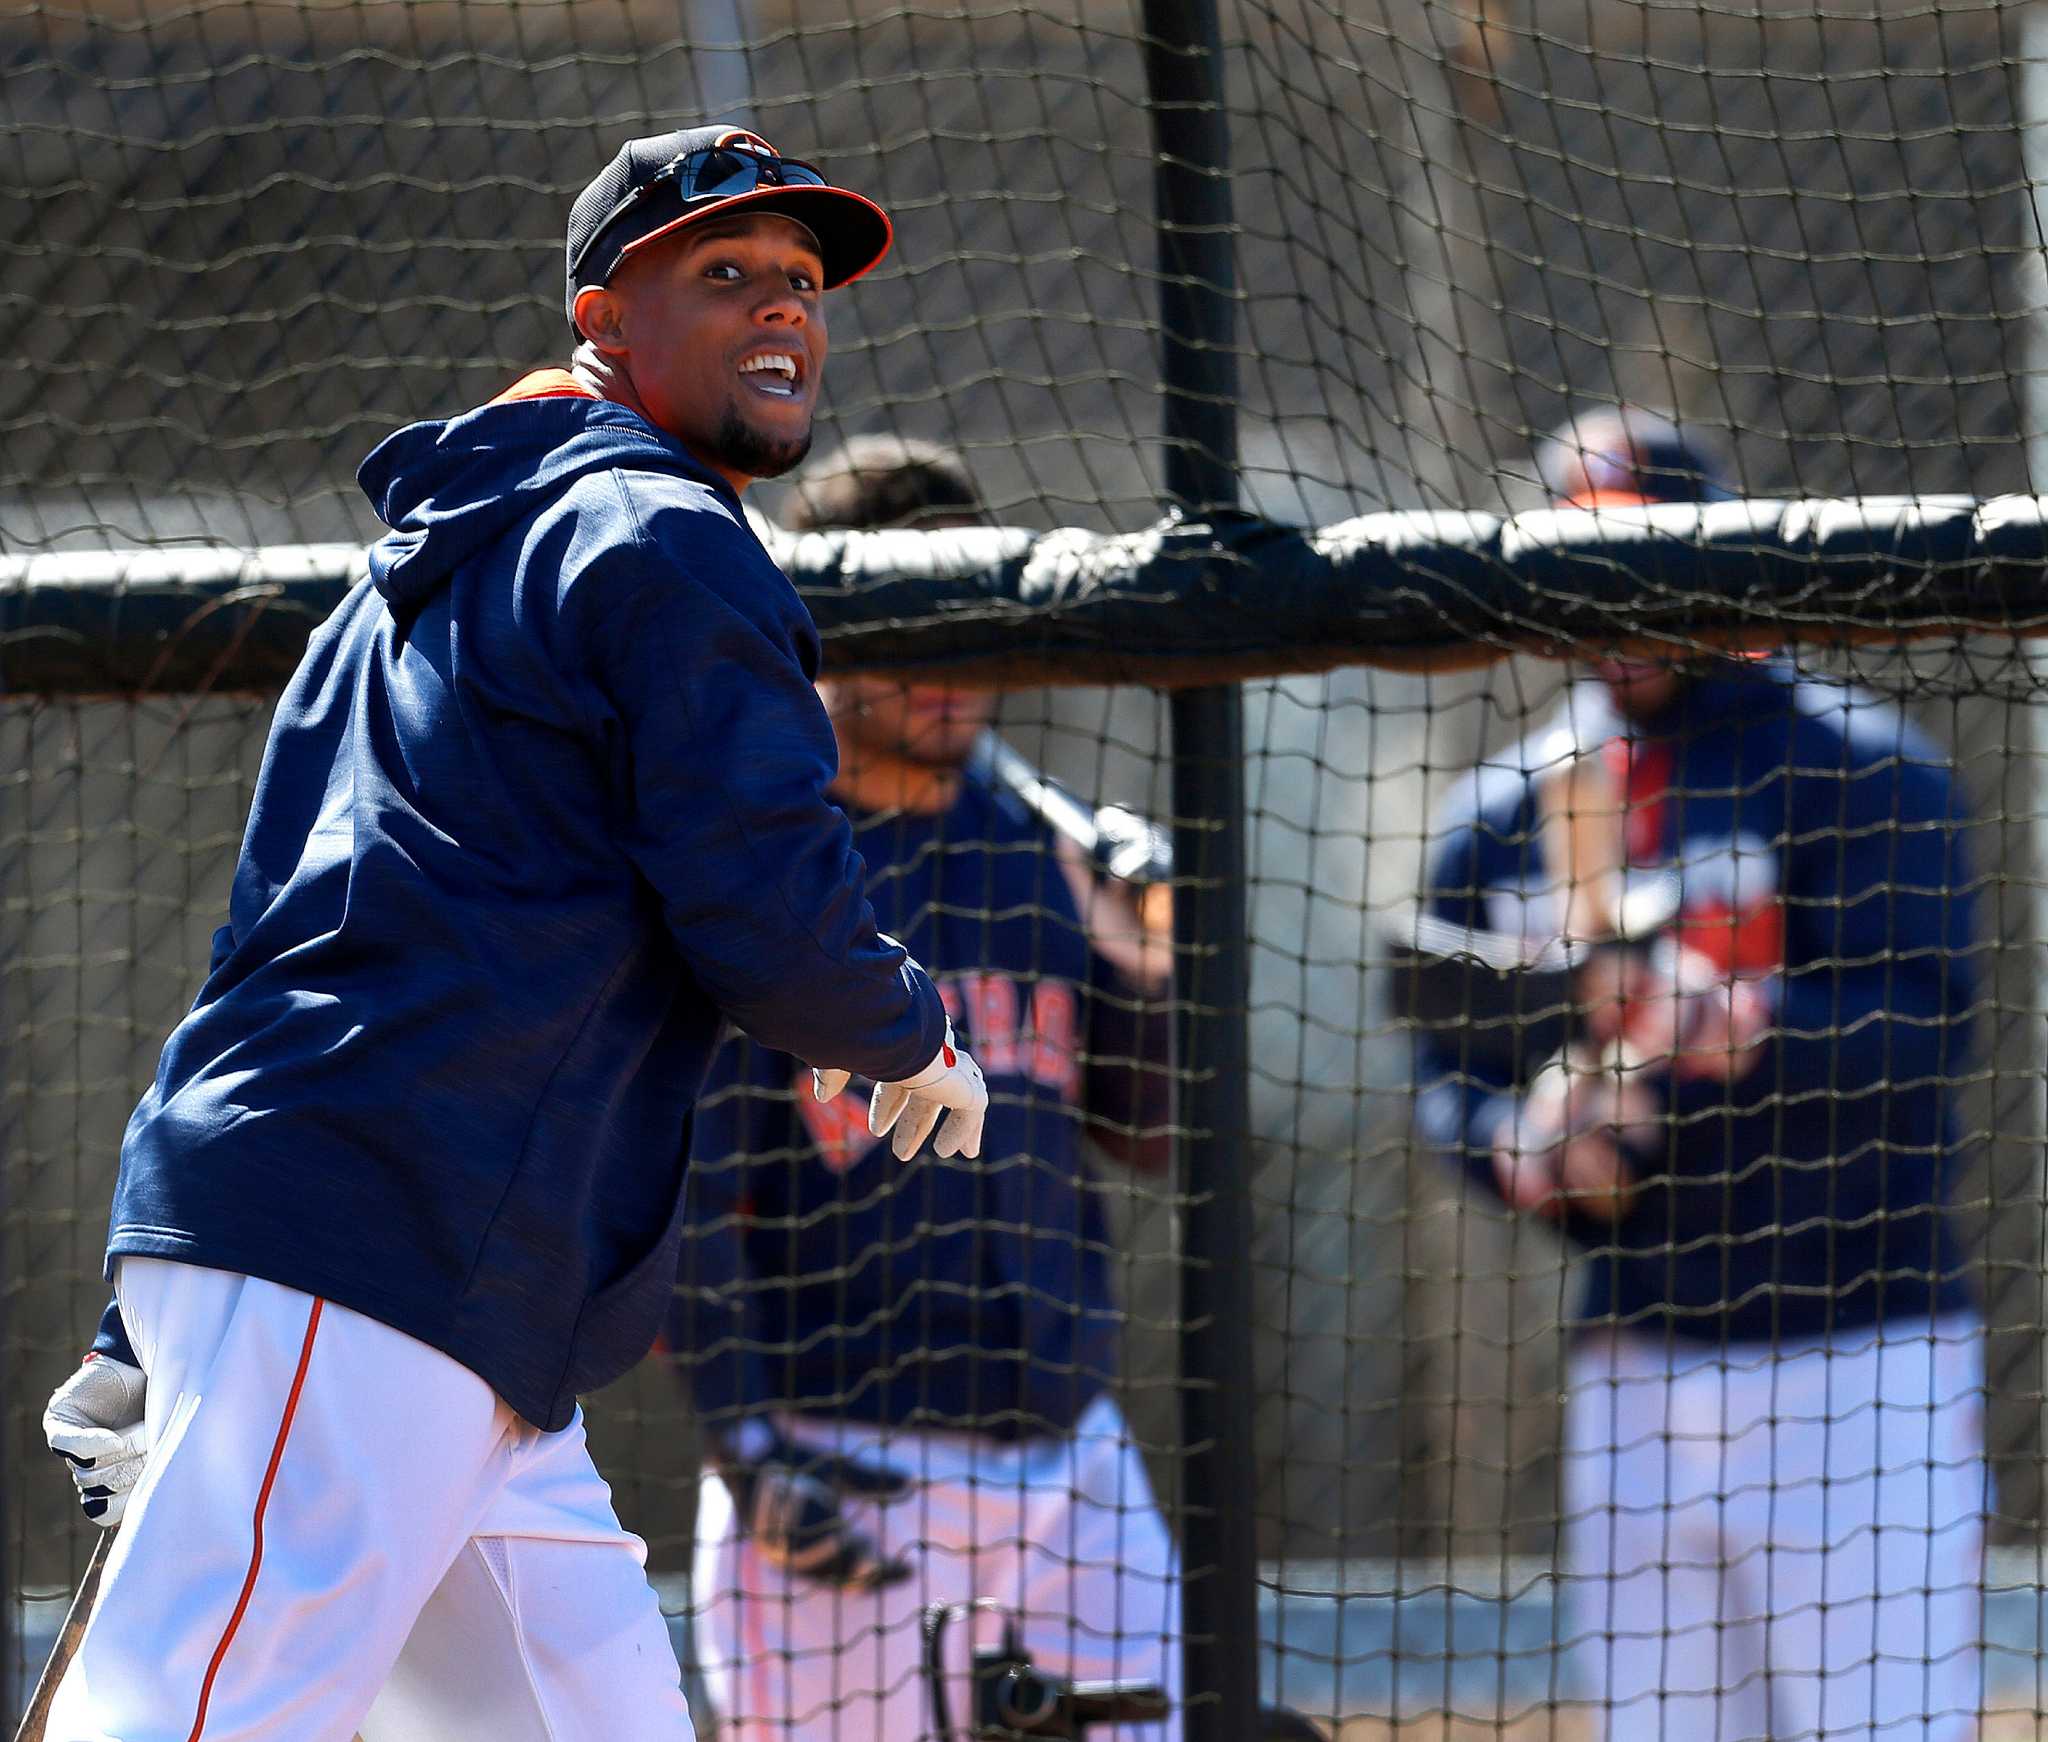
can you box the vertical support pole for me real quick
[2011,3,2048,1575]
[685,0,754,126]
[1144,6,1255,1740]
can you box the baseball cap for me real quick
[565,126,893,335]
[1537,408,1733,507]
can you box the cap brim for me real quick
[613,184,893,290]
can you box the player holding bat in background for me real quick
[669,435,1183,1741]
[1414,409,1988,1742]
[34,128,988,1739]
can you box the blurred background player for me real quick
[670,433,1183,1741]
[1414,408,1987,1742]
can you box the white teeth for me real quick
[740,354,798,380]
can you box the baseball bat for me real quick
[968,733,1173,887]
[13,1530,110,1742]
[1386,912,1580,1079]
[10,1529,369,1742]
[1387,875,1682,1080]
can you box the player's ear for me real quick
[574,285,630,356]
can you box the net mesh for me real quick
[6,2,2048,1737]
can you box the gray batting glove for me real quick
[44,1353,147,1527]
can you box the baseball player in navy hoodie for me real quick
[36,127,986,1741]
[1417,410,1987,1741]
[667,436,1182,1741]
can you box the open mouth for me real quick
[738,349,805,399]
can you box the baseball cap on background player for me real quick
[1537,407,1734,508]
[1542,408,1763,692]
[565,125,893,336]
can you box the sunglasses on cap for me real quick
[569,145,831,283]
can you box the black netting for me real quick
[6,4,2048,1739]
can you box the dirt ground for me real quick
[1322,1708,2046,1740]
[1324,1718,1592,1741]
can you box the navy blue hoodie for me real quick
[101,373,948,1429]
[1415,662,1977,1344]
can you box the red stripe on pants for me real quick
[184,1296,325,1741]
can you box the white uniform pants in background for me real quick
[693,1392,1181,1742]
[48,1256,694,1742]
[1562,1316,1986,1742]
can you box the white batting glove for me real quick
[44,1353,148,1527]
[862,1021,988,1160]
[812,1022,988,1159]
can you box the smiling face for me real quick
[573,211,827,490]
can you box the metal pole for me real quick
[1144,5,1255,1740]
[685,0,754,126]
[2011,1,2048,1561]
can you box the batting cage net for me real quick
[6,2,2048,1739]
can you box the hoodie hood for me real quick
[358,373,739,619]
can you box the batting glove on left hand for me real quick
[44,1353,147,1526]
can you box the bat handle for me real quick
[8,1531,368,1742]
[14,1529,113,1741]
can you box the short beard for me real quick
[712,401,813,481]
[900,740,975,771]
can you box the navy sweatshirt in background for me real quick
[1415,662,1979,1343]
[668,771,1173,1441]
[98,373,948,1428]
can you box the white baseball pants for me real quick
[692,1392,1182,1742]
[1562,1316,1986,1742]
[48,1256,694,1742]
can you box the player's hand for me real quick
[716,1435,913,1591]
[1598,946,1772,1084]
[1493,1051,1657,1223]
[864,1021,988,1160]
[44,1353,147,1527]
[1053,835,1173,993]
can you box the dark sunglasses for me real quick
[571,146,830,282]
